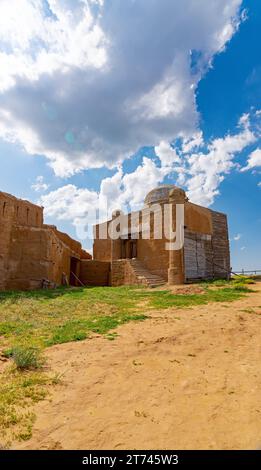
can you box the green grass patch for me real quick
[141,285,253,309]
[0,284,254,350]
[0,287,148,351]
[47,313,147,346]
[11,347,45,371]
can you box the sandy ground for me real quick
[16,283,261,450]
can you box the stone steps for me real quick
[129,259,166,288]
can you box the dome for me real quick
[144,184,179,206]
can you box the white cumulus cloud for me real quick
[185,116,256,205]
[31,175,49,192]
[41,112,259,230]
[0,0,244,176]
[241,148,261,172]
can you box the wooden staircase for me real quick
[129,259,166,288]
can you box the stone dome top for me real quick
[144,184,186,206]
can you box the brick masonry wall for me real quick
[137,238,169,281]
[111,260,138,287]
[80,260,110,286]
[51,226,83,257]
[0,192,43,228]
[93,239,111,262]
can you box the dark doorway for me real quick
[122,239,137,259]
[70,257,80,286]
[130,240,137,258]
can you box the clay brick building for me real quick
[92,185,230,287]
[0,186,230,291]
[0,191,91,291]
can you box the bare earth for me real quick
[17,284,261,450]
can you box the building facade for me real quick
[93,185,231,287]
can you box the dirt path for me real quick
[16,284,261,450]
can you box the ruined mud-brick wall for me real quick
[0,191,90,290]
[80,260,110,286]
[0,192,44,290]
[42,226,85,288]
[110,260,138,287]
[0,191,43,228]
[44,225,85,256]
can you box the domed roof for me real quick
[144,184,179,206]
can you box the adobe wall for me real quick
[0,203,13,291]
[111,260,138,287]
[0,192,44,290]
[44,225,83,257]
[5,224,83,290]
[47,228,80,287]
[0,192,43,228]
[93,238,112,262]
[185,202,212,235]
[93,222,111,261]
[0,191,91,290]
[80,260,110,286]
[5,225,51,290]
[80,249,92,260]
[137,239,169,280]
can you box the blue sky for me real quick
[0,0,260,270]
